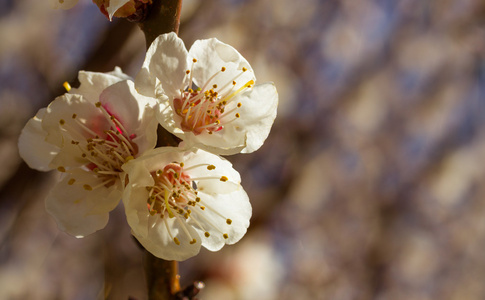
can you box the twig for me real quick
[137,0,183,48]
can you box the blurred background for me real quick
[1,0,485,299]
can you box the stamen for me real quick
[173,213,195,243]
[73,118,99,136]
[220,80,254,104]
[164,189,175,218]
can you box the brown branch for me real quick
[137,0,183,48]
[144,251,180,300]
[133,1,189,300]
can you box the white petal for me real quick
[131,214,202,261]
[139,32,189,97]
[18,108,58,171]
[185,149,241,194]
[156,96,182,133]
[189,38,255,91]
[41,94,106,163]
[134,67,158,99]
[70,68,131,104]
[178,127,246,156]
[106,0,131,20]
[99,80,158,155]
[50,0,78,10]
[231,82,278,153]
[191,188,251,251]
[46,169,122,238]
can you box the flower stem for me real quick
[144,251,180,300]
[137,0,183,48]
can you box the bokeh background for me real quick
[1,0,485,299]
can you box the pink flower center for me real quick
[173,61,254,135]
[144,161,234,245]
[57,101,138,190]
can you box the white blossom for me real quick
[122,147,251,261]
[136,32,278,155]
[18,68,158,237]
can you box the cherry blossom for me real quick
[136,32,278,155]
[18,68,158,237]
[122,147,251,261]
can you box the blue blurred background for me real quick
[1,0,485,299]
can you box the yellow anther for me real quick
[205,232,210,237]
[68,178,76,185]
[95,102,102,107]
[237,102,242,107]
[174,237,180,245]
[220,176,228,182]
[232,81,236,85]
[192,58,197,63]
[235,113,240,118]
[195,197,201,202]
[63,81,71,92]
[180,162,184,167]
[186,70,190,74]
[59,119,65,125]
[72,113,77,119]
[190,238,197,244]
[57,166,66,172]
[221,67,226,72]
[223,233,229,239]
[242,67,247,72]
[149,210,157,216]
[207,165,216,170]
[125,156,134,162]
[83,184,93,191]
[200,206,205,210]
[213,84,218,89]
[226,219,232,225]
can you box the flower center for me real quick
[173,60,253,135]
[146,163,194,218]
[145,161,233,245]
[57,102,137,190]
